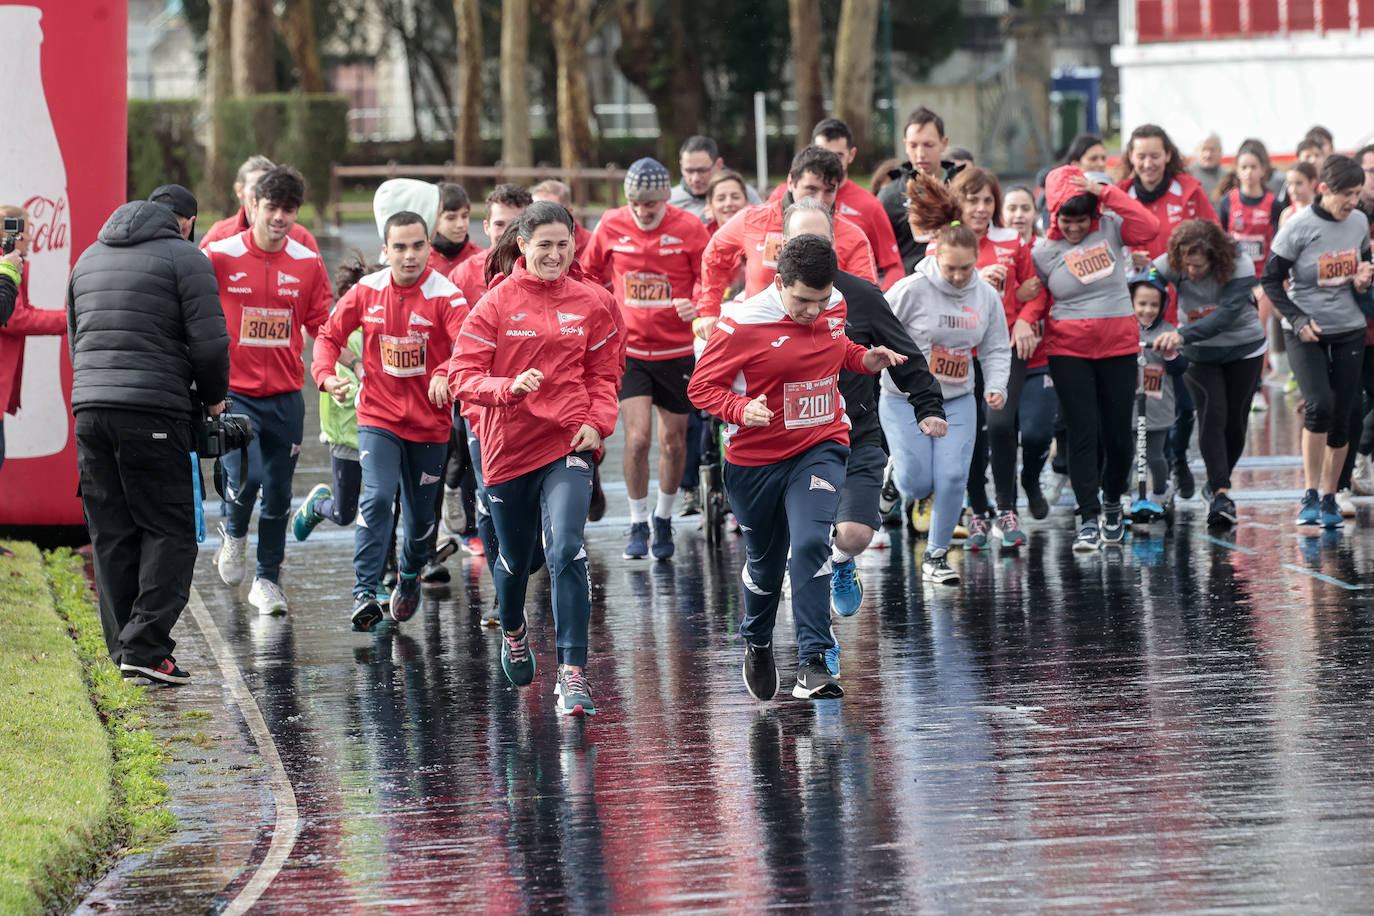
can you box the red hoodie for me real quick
[1117,171,1218,323]
[0,265,65,415]
[447,260,621,486]
[199,207,320,254]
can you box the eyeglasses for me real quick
[681,167,713,176]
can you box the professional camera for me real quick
[1,217,23,255]
[195,399,254,458]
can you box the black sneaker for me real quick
[419,560,451,583]
[921,547,959,584]
[1023,473,1050,520]
[1101,503,1125,544]
[390,573,421,622]
[650,515,674,560]
[433,536,459,564]
[878,457,900,517]
[1207,491,1237,527]
[742,641,779,701]
[792,654,844,700]
[120,656,191,685]
[1175,462,1195,500]
[351,592,384,632]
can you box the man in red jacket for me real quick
[312,211,469,630]
[583,157,710,560]
[427,182,484,277]
[199,154,320,254]
[447,183,533,304]
[204,166,332,616]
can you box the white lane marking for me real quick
[186,586,299,914]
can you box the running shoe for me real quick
[650,515,674,560]
[390,572,421,622]
[1354,454,1374,496]
[792,654,844,699]
[992,509,1026,548]
[921,547,959,584]
[878,457,900,516]
[481,596,500,628]
[1023,473,1049,520]
[678,486,702,517]
[868,528,892,549]
[248,577,288,616]
[624,521,650,559]
[1250,392,1268,412]
[554,667,597,716]
[1207,491,1237,527]
[352,592,384,632]
[461,536,485,557]
[382,568,398,591]
[952,509,970,540]
[742,641,779,701]
[1284,376,1299,394]
[1046,471,1069,509]
[1296,489,1321,526]
[1073,516,1101,553]
[965,512,992,551]
[1174,462,1195,500]
[1336,488,1357,518]
[587,466,606,522]
[292,483,331,541]
[1101,503,1125,545]
[823,643,841,678]
[419,560,451,584]
[215,522,247,586]
[434,536,459,564]
[119,656,191,685]
[830,557,862,617]
[500,624,535,686]
[442,485,466,534]
[1320,493,1344,529]
[911,498,932,535]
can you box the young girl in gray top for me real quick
[1260,154,1374,529]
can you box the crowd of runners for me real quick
[181,109,1374,713]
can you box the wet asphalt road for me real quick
[74,227,1374,913]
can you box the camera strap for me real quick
[210,443,254,509]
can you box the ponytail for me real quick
[906,172,979,251]
[485,221,522,286]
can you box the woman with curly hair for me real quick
[1150,220,1268,527]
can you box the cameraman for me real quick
[67,184,230,685]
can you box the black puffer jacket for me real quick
[67,202,229,417]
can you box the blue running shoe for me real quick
[1320,493,1344,529]
[823,643,841,677]
[1296,489,1320,526]
[624,521,650,559]
[829,557,862,617]
[293,483,331,541]
[650,515,674,560]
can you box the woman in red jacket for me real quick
[448,202,622,717]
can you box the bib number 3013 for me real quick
[782,376,837,430]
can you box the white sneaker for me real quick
[216,522,247,586]
[1250,392,1268,412]
[1336,488,1357,519]
[442,484,466,534]
[248,577,288,615]
[867,528,892,550]
[1353,454,1374,496]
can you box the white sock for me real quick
[629,496,650,523]
[654,489,678,520]
[831,545,853,565]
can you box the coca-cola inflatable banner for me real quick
[0,1,126,525]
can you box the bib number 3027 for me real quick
[782,376,837,430]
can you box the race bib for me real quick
[929,345,970,384]
[380,333,426,378]
[1234,234,1266,265]
[1186,304,1217,323]
[239,307,292,347]
[1063,240,1115,284]
[761,232,785,269]
[1317,247,1359,287]
[624,271,672,307]
[782,376,837,430]
[1143,364,1165,400]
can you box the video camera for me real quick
[2,217,23,255]
[195,397,254,458]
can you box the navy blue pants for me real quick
[315,455,361,526]
[485,453,595,667]
[353,426,446,598]
[725,440,848,664]
[221,390,305,582]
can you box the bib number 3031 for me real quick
[782,376,837,430]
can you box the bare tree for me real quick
[278,0,325,92]
[453,0,482,165]
[501,0,532,167]
[788,0,824,153]
[614,0,706,162]
[205,0,235,214]
[231,0,275,95]
[833,0,879,157]
[541,0,595,169]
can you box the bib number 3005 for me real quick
[782,376,837,430]
[380,334,426,378]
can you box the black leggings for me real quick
[1182,355,1265,492]
[1285,328,1366,449]
[987,356,1028,510]
[1048,353,1136,518]
[967,360,991,514]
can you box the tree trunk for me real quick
[833,0,879,160]
[550,0,595,169]
[614,0,706,163]
[205,0,235,214]
[500,0,532,167]
[453,0,482,165]
[788,0,824,154]
[278,0,325,92]
[231,0,275,95]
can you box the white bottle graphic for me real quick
[0,6,71,459]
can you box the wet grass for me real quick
[0,545,172,914]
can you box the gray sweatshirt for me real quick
[1264,204,1370,336]
[1032,212,1134,323]
[1152,250,1266,363]
[882,256,1011,402]
[1137,318,1179,431]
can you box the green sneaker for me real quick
[500,624,536,686]
[293,483,331,541]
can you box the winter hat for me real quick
[373,179,440,242]
[1127,266,1170,299]
[149,184,198,219]
[624,158,672,202]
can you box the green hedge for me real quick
[127,99,203,202]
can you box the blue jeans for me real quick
[485,453,595,667]
[724,440,848,664]
[353,427,446,598]
[880,392,976,550]
[221,390,305,582]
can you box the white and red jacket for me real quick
[768,180,904,289]
[447,260,621,486]
[205,230,332,397]
[688,282,875,466]
[697,203,877,319]
[199,207,320,254]
[312,266,467,443]
[582,204,709,361]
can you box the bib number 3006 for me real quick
[782,376,837,430]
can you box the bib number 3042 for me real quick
[782,376,837,430]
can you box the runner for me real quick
[1002,185,1042,246]
[427,182,483,276]
[688,234,907,700]
[1034,165,1160,551]
[882,175,1010,583]
[311,212,468,628]
[583,157,710,560]
[448,201,622,716]
[529,180,592,257]
[1150,220,1267,527]
[199,155,320,253]
[669,135,762,222]
[704,170,751,235]
[1262,155,1373,529]
[449,183,533,303]
[1215,139,1284,276]
[1280,161,1318,228]
[1190,134,1225,199]
[205,166,332,614]
[876,107,963,273]
[696,146,878,338]
[1128,268,1182,510]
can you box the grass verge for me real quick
[0,544,172,914]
